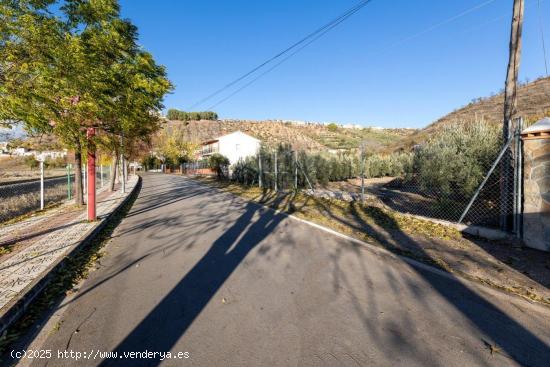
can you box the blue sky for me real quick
[118,0,550,128]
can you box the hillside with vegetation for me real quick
[386,76,550,152]
[165,119,416,152]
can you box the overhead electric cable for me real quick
[379,0,499,53]
[188,0,375,109]
[206,12,352,110]
[537,0,549,75]
[206,0,503,109]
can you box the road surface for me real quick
[21,173,550,366]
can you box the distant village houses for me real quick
[0,145,67,160]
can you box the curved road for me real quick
[24,173,549,366]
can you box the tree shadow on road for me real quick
[320,199,550,367]
[100,188,289,366]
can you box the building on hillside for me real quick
[196,131,261,166]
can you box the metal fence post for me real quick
[458,138,513,224]
[274,151,278,191]
[514,117,524,238]
[67,164,72,200]
[360,144,365,202]
[83,164,87,196]
[40,160,44,210]
[294,150,298,190]
[121,155,126,194]
[258,153,263,189]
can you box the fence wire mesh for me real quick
[227,122,523,233]
[0,165,113,223]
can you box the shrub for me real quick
[208,153,230,178]
[24,155,39,169]
[413,121,501,197]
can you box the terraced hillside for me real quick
[166,119,415,152]
[387,76,550,152]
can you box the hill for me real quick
[166,119,416,153]
[387,76,550,152]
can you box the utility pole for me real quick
[501,0,524,230]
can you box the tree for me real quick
[165,109,217,121]
[154,125,198,170]
[327,123,338,132]
[208,153,229,179]
[0,0,171,202]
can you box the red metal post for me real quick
[87,128,97,221]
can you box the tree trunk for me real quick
[74,146,84,206]
[110,152,118,192]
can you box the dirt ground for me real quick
[0,157,66,183]
[325,177,394,194]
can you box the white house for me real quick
[197,131,261,166]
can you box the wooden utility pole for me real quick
[501,0,524,230]
[503,0,524,134]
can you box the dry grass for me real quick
[165,119,415,152]
[0,183,68,223]
[0,157,65,183]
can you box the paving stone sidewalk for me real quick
[0,176,138,312]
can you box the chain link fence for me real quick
[0,164,112,223]
[227,120,523,234]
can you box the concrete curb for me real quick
[0,177,141,335]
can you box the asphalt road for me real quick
[21,173,550,366]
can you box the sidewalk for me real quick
[0,176,138,327]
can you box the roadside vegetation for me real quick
[0,0,172,206]
[231,120,501,199]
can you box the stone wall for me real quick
[522,138,550,251]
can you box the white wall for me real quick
[217,131,260,166]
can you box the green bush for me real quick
[208,153,230,178]
[364,152,412,178]
[230,120,501,198]
[413,121,501,197]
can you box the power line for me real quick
[207,0,503,109]
[378,0,499,53]
[537,0,549,76]
[188,0,375,110]
[206,2,366,110]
